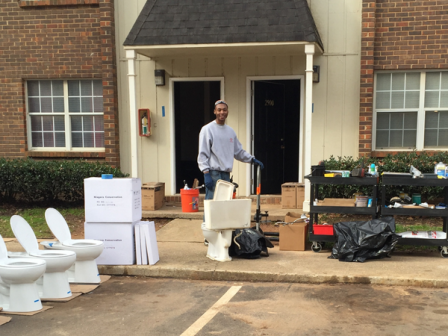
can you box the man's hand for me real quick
[252,158,264,169]
[204,172,214,190]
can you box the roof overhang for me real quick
[124,41,323,59]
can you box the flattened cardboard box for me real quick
[281,183,297,209]
[142,182,165,211]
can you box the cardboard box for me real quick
[281,183,297,209]
[141,182,165,211]
[280,222,308,251]
[85,221,139,265]
[296,184,305,209]
[280,212,308,251]
[84,177,142,223]
[318,198,355,207]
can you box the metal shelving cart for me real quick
[381,175,448,258]
[306,175,379,252]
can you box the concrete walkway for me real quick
[103,218,448,288]
[4,204,448,288]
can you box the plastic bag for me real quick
[229,227,274,259]
[329,216,400,262]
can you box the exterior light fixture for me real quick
[313,65,320,83]
[154,69,165,86]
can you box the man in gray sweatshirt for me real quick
[198,100,264,200]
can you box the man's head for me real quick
[214,100,228,125]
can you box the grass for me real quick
[0,206,84,239]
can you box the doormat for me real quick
[0,306,53,316]
[41,292,82,302]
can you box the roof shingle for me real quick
[124,0,323,51]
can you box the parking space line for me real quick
[180,285,242,336]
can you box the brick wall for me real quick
[0,0,120,166]
[359,0,448,156]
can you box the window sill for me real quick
[19,0,99,7]
[25,151,105,158]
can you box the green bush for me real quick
[0,158,129,204]
[319,151,447,202]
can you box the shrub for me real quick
[319,151,447,202]
[0,158,129,204]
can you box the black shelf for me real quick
[310,205,377,215]
[305,175,379,248]
[380,175,448,252]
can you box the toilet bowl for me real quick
[202,199,252,262]
[0,234,46,312]
[10,215,76,299]
[43,208,103,284]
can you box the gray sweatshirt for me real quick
[198,121,254,172]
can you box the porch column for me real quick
[126,49,139,178]
[303,44,315,212]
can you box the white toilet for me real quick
[10,215,76,299]
[42,208,104,284]
[0,234,46,312]
[202,180,252,261]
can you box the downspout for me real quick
[126,49,138,178]
[303,44,315,212]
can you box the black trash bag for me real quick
[229,227,274,259]
[328,216,400,263]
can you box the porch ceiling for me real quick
[126,41,321,59]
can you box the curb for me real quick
[98,265,448,288]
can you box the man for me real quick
[198,99,264,200]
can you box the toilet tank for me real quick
[204,199,252,230]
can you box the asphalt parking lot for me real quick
[3,276,448,336]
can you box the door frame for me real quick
[246,75,304,194]
[169,77,225,195]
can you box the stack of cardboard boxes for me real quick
[281,183,305,209]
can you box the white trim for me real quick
[246,75,305,195]
[126,49,138,178]
[125,41,312,50]
[169,77,225,195]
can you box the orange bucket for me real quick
[180,188,199,212]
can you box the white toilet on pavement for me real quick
[10,215,76,299]
[0,234,46,312]
[42,208,103,284]
[201,180,252,262]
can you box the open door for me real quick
[253,80,300,194]
[174,81,221,193]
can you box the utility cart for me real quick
[381,175,448,258]
[306,175,379,252]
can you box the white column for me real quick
[126,49,138,178]
[303,44,315,212]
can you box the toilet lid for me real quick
[10,215,39,255]
[0,234,8,262]
[45,208,72,243]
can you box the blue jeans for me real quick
[205,170,231,200]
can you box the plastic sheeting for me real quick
[329,217,400,263]
[229,228,274,259]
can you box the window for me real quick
[374,71,448,150]
[27,80,104,150]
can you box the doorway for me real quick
[174,81,221,193]
[252,80,301,194]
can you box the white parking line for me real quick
[180,285,242,336]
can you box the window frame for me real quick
[373,70,448,151]
[26,79,105,152]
